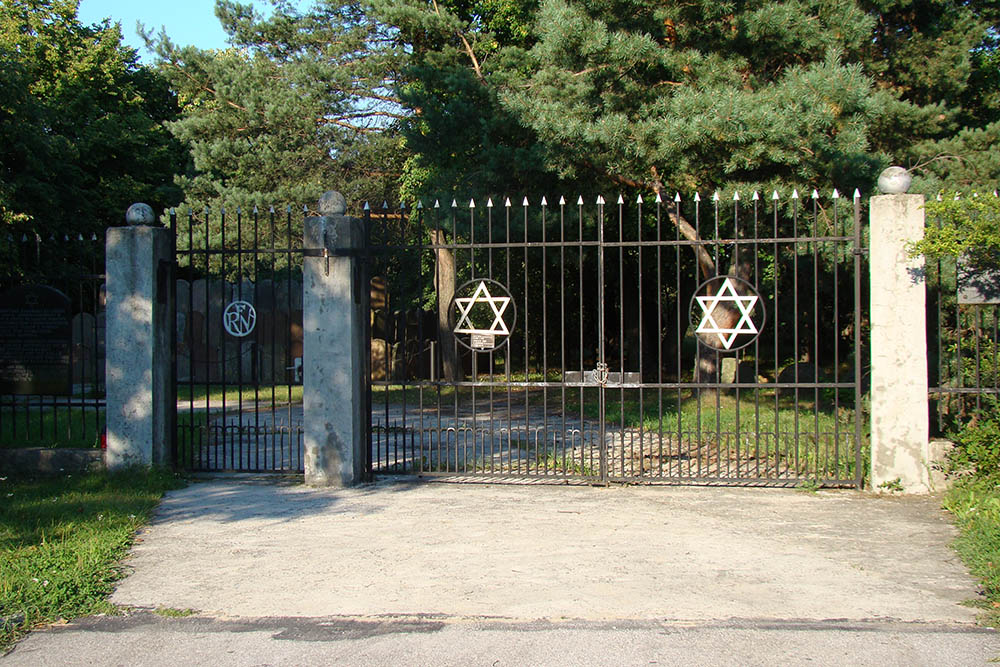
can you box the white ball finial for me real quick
[318,191,347,216]
[877,167,912,194]
[125,203,155,225]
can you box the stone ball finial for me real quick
[877,166,912,195]
[318,191,347,216]
[125,203,155,226]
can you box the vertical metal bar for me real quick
[542,199,549,476]
[252,208,260,471]
[636,197,644,479]
[656,195,664,478]
[853,194,863,489]
[269,207,278,471]
[792,194,800,479]
[752,194,761,479]
[559,198,567,475]
[772,196,781,480]
[598,197,607,484]
[832,194,841,479]
[618,198,626,479]
[286,206,294,470]
[812,194,821,480]
[523,199,530,476]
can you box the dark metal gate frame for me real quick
[171,207,306,472]
[364,192,866,488]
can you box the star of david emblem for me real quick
[694,277,761,350]
[454,281,511,336]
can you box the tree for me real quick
[370,0,1000,197]
[150,0,408,213]
[0,0,183,286]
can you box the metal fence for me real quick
[172,207,305,472]
[0,235,105,452]
[365,191,867,487]
[927,202,1000,432]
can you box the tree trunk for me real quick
[429,228,459,381]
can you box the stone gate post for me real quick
[302,191,366,486]
[869,169,931,492]
[105,203,173,468]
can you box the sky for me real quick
[77,0,244,60]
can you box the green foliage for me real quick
[366,0,1000,199]
[948,406,1000,481]
[151,0,407,213]
[0,0,184,287]
[0,469,185,650]
[917,194,1000,260]
[943,477,1000,626]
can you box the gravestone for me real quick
[0,285,72,394]
[957,255,1000,304]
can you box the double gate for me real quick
[169,193,866,486]
[366,192,866,487]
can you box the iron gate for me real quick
[366,191,866,487]
[172,207,306,472]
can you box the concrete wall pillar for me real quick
[869,193,930,492]
[302,192,366,486]
[105,204,173,469]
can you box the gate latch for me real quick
[594,362,609,386]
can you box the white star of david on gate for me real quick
[695,277,760,350]
[453,281,511,336]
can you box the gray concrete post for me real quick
[105,204,173,468]
[869,192,931,492]
[302,192,366,486]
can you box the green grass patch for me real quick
[176,383,303,406]
[0,407,105,450]
[0,469,186,651]
[153,607,197,618]
[943,477,1000,627]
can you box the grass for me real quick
[373,381,866,482]
[176,383,302,406]
[942,477,1000,628]
[0,469,185,651]
[0,407,105,450]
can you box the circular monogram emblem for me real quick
[689,276,766,352]
[450,279,516,352]
[223,300,257,337]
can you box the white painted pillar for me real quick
[869,193,930,492]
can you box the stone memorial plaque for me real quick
[0,285,72,394]
[957,255,1000,304]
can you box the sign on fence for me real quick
[0,285,72,394]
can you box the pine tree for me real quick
[151,0,408,213]
[369,0,1000,196]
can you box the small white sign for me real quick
[223,300,256,337]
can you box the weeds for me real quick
[0,469,185,651]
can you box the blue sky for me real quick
[77,0,247,60]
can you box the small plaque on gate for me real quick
[470,333,495,350]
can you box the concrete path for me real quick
[4,478,999,665]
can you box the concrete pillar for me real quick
[869,193,930,492]
[105,204,173,468]
[302,191,366,486]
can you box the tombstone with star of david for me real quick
[688,275,766,352]
[449,279,517,352]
